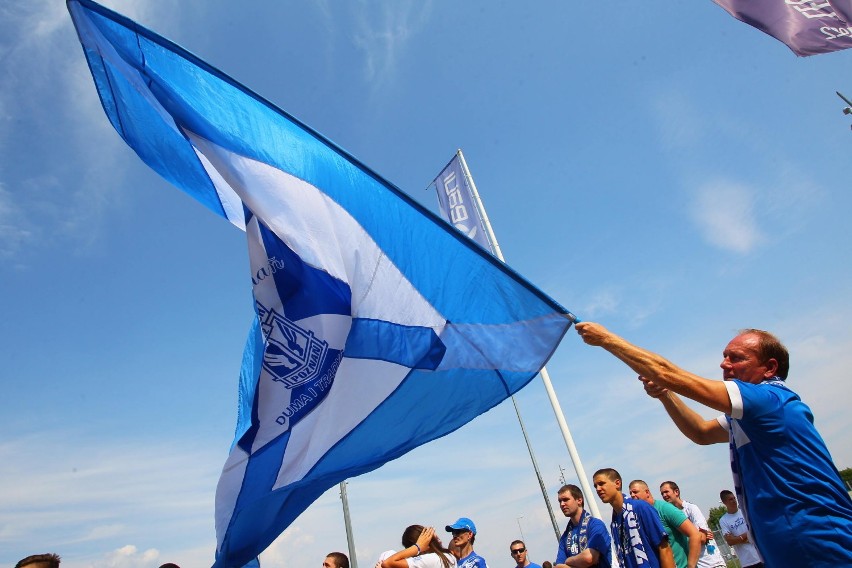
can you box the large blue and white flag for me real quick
[67,1,575,567]
[713,0,852,56]
[429,152,493,251]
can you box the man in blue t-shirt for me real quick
[576,324,852,567]
[593,468,674,568]
[445,517,487,568]
[510,540,541,568]
[554,484,611,568]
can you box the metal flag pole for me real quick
[339,481,358,568]
[511,395,561,540]
[456,149,603,521]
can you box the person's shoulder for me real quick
[737,378,798,401]
[657,499,687,520]
[625,497,652,510]
[586,516,612,545]
[626,498,659,518]
[681,501,707,523]
[527,563,543,568]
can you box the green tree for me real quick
[708,505,727,531]
[840,467,852,490]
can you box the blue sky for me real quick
[2,1,852,567]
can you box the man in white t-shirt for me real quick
[718,491,762,568]
[659,481,725,568]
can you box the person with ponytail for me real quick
[381,525,457,568]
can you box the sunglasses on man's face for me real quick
[451,529,470,536]
[511,548,526,555]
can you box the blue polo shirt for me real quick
[720,379,852,566]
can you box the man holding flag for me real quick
[576,322,852,567]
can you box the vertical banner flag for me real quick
[66,1,575,567]
[712,0,852,56]
[429,153,493,250]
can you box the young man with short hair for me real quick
[718,491,762,568]
[323,552,350,568]
[15,554,61,568]
[510,540,541,568]
[659,481,725,568]
[446,517,487,568]
[593,468,674,568]
[554,484,611,568]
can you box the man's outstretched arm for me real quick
[641,377,728,445]
[576,322,732,414]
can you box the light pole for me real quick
[516,515,526,543]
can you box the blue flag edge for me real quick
[66,0,569,318]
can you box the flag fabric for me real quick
[713,0,852,56]
[67,1,575,567]
[429,152,493,250]
[830,0,852,25]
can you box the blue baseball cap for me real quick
[445,517,477,534]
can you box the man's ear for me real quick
[764,357,779,377]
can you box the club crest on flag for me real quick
[257,302,330,389]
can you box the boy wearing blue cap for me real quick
[445,517,488,568]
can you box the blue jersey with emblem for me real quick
[723,379,852,567]
[556,511,612,567]
[456,551,487,568]
[611,498,668,568]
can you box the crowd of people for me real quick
[15,327,852,568]
[366,325,852,568]
[13,558,183,568]
[355,476,751,568]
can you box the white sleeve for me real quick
[724,381,744,419]
[685,502,710,531]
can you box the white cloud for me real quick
[651,90,704,151]
[689,179,765,253]
[93,544,161,568]
[0,183,33,258]
[0,430,221,565]
[0,0,200,263]
[310,1,433,89]
[350,1,433,87]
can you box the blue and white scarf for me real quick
[727,377,785,560]
[611,496,652,567]
[567,509,592,556]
